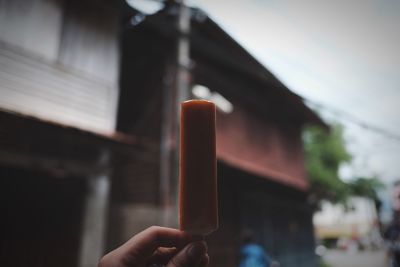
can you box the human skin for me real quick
[98,226,209,267]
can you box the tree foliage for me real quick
[348,177,384,201]
[304,125,351,206]
[304,124,384,209]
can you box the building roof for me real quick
[123,3,327,129]
[121,3,328,191]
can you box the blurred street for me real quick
[324,249,386,267]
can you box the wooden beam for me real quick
[0,150,108,178]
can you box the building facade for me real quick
[0,1,325,267]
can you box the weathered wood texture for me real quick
[0,0,119,132]
[216,106,307,190]
[0,0,63,60]
[59,0,120,83]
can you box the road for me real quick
[324,249,386,267]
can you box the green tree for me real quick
[304,124,385,211]
[348,177,385,214]
[303,124,351,207]
[348,177,384,201]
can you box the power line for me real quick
[304,99,400,142]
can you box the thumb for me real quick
[167,241,207,267]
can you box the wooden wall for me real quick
[106,25,170,249]
[0,0,120,132]
[216,104,308,190]
[208,163,317,267]
[0,0,63,60]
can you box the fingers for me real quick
[198,254,209,267]
[147,247,178,266]
[125,226,191,261]
[98,226,209,267]
[99,226,191,267]
[126,226,190,254]
[148,248,209,267]
[167,241,207,267]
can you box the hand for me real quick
[99,226,209,267]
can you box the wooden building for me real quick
[0,1,129,266]
[0,1,325,267]
[113,3,326,267]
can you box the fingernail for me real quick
[187,241,207,258]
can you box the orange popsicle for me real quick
[179,100,218,235]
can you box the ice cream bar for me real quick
[179,100,218,235]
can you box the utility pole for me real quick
[176,0,191,103]
[160,0,191,227]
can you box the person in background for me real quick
[384,212,400,267]
[239,230,272,267]
[384,181,400,267]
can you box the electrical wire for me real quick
[304,99,400,142]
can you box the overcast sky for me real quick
[194,0,400,184]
